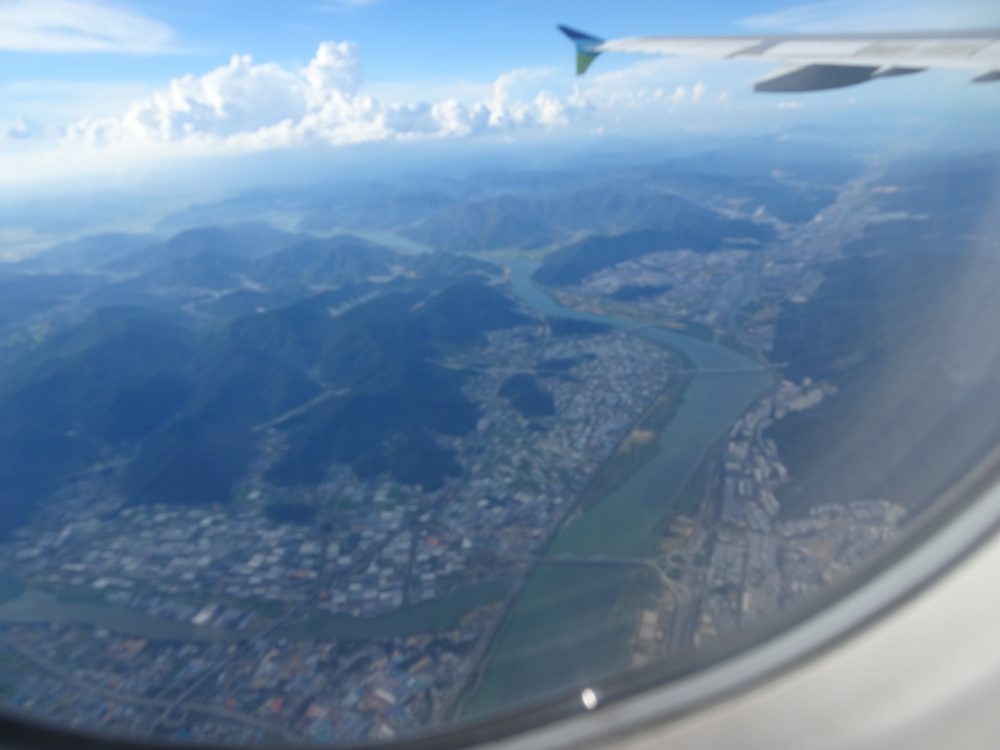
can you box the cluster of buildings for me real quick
[660,497,906,652]
[437,330,675,572]
[0,324,677,744]
[719,378,838,533]
[639,379,905,655]
[560,248,759,338]
[0,602,501,744]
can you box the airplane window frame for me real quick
[1,6,999,745]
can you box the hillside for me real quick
[105,223,303,276]
[248,235,400,290]
[267,282,531,489]
[766,162,1000,517]
[405,189,747,252]
[533,213,772,288]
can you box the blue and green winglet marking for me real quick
[558,25,604,76]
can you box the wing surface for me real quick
[559,25,1000,91]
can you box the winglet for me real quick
[558,25,604,76]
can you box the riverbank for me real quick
[0,577,516,645]
[453,367,690,721]
[577,369,695,513]
[457,258,773,718]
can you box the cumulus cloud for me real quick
[2,39,757,187]
[64,43,585,152]
[304,41,363,98]
[0,0,173,53]
[574,55,739,114]
[585,75,710,111]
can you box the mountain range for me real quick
[0,226,528,533]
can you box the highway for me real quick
[0,633,300,742]
[151,602,311,735]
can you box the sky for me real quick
[1,0,999,190]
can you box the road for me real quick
[151,600,313,734]
[0,633,300,743]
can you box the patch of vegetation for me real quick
[499,374,556,419]
[0,431,94,538]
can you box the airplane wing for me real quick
[558,25,1000,91]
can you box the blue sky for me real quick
[6,0,999,90]
[1,0,998,189]
[0,1,828,85]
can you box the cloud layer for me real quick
[65,42,586,151]
[0,0,173,53]
[0,34,742,187]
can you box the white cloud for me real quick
[2,38,769,186]
[67,54,303,145]
[575,66,717,113]
[578,55,753,111]
[741,0,1000,32]
[63,43,586,153]
[0,0,173,54]
[304,41,363,98]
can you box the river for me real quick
[460,257,774,716]
[0,586,223,642]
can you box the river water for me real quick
[461,258,773,716]
[0,587,221,642]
